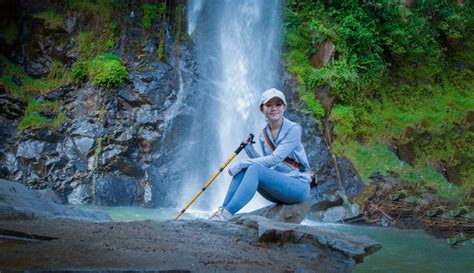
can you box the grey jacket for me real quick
[228,118,312,184]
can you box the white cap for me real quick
[260,88,286,106]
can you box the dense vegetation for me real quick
[284,0,473,201]
[0,0,134,132]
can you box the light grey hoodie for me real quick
[228,118,312,184]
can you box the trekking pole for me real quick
[175,133,255,220]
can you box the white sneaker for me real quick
[209,206,233,221]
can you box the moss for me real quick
[342,141,466,200]
[298,87,325,118]
[18,99,67,133]
[142,3,165,30]
[32,10,64,29]
[1,22,18,46]
[72,53,127,88]
[0,55,71,99]
[69,0,118,60]
[77,32,96,61]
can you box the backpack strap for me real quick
[262,127,318,188]
[262,128,300,170]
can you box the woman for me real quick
[210,88,312,220]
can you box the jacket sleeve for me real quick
[228,125,301,176]
[244,142,260,159]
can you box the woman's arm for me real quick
[228,125,301,175]
[244,142,260,158]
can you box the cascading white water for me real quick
[179,0,283,212]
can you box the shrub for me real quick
[88,53,127,88]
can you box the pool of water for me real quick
[302,219,473,273]
[82,205,473,273]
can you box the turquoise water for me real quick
[83,206,473,273]
[303,219,474,273]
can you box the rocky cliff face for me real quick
[0,0,364,209]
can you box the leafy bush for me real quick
[284,1,474,198]
[72,53,127,88]
[71,61,88,82]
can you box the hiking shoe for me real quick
[209,206,232,221]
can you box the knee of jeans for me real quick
[247,164,263,173]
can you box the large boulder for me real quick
[241,199,312,224]
[0,179,110,221]
[233,215,381,268]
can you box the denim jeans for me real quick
[222,164,310,215]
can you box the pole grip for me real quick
[234,133,254,154]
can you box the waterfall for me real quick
[159,0,283,213]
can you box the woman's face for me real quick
[261,97,286,122]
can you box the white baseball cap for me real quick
[260,88,286,106]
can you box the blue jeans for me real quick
[222,164,310,215]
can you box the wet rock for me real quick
[94,175,142,206]
[118,86,150,107]
[67,182,91,205]
[16,140,46,160]
[0,92,26,120]
[136,105,163,125]
[234,215,381,264]
[74,137,94,154]
[322,204,361,223]
[0,179,110,221]
[240,199,312,224]
[129,59,175,106]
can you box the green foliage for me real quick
[89,54,127,87]
[142,3,166,30]
[0,55,71,99]
[0,22,18,46]
[76,32,94,60]
[68,0,118,60]
[32,10,64,29]
[18,99,67,132]
[284,0,474,103]
[72,53,127,88]
[297,87,325,118]
[284,1,474,199]
[343,141,466,200]
[330,104,357,148]
[71,61,88,82]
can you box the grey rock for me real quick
[322,204,361,223]
[93,175,142,206]
[138,127,161,142]
[71,121,97,138]
[99,145,123,166]
[0,179,110,221]
[67,183,91,205]
[113,126,134,142]
[233,215,381,264]
[136,105,162,125]
[118,86,150,107]
[74,137,94,154]
[16,140,45,159]
[239,199,312,224]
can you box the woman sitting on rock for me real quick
[210,88,313,220]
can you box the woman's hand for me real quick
[242,135,253,144]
